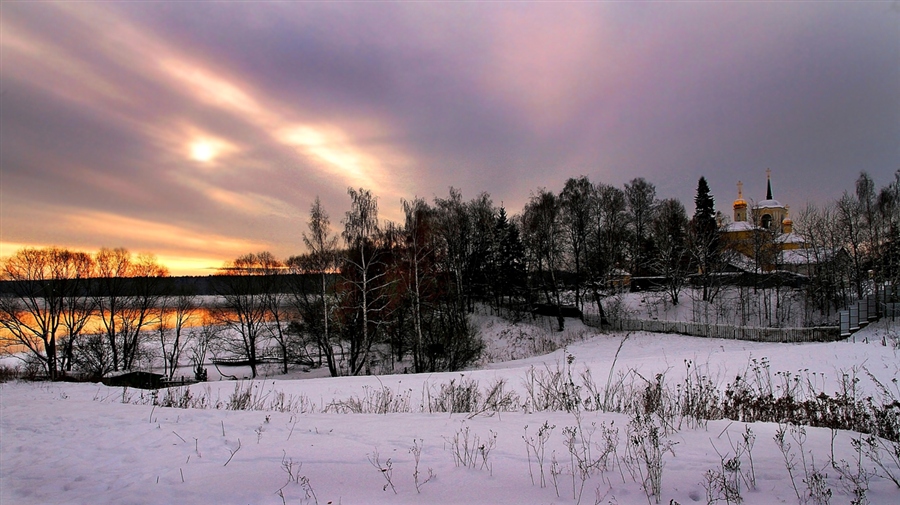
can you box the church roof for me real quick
[733,180,747,208]
[724,221,755,232]
[724,251,756,272]
[776,232,805,244]
[780,248,821,265]
[756,199,783,209]
[755,169,783,208]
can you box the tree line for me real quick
[2,170,898,380]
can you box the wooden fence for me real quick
[582,313,840,343]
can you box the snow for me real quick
[722,221,755,233]
[3,316,900,505]
[757,199,783,209]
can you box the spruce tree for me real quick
[692,176,719,301]
[492,206,525,310]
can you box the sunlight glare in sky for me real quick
[187,136,236,164]
[190,141,216,162]
[278,125,381,190]
[2,2,897,277]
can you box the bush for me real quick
[0,362,21,382]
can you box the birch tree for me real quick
[342,187,391,375]
[293,196,341,376]
[401,197,437,372]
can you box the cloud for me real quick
[2,1,897,275]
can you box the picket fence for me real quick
[582,313,840,343]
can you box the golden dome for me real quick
[733,180,747,209]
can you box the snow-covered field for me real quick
[3,316,899,505]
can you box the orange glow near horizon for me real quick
[1,241,235,278]
[153,254,230,277]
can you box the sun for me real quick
[190,141,217,163]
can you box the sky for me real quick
[1,1,898,276]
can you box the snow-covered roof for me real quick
[778,247,842,265]
[723,221,755,233]
[776,232,805,244]
[780,249,814,265]
[756,199,783,209]
[725,252,756,272]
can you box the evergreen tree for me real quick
[491,206,526,310]
[691,176,720,301]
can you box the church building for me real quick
[722,170,809,272]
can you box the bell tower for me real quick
[733,181,748,222]
[757,168,787,232]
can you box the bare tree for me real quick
[522,189,566,330]
[876,170,900,293]
[92,247,129,371]
[586,182,627,324]
[291,196,342,376]
[341,187,392,375]
[625,177,658,277]
[401,197,438,372]
[58,250,95,373]
[214,252,275,378]
[156,286,197,380]
[796,202,851,318]
[858,170,900,306]
[560,176,594,311]
[434,188,471,312]
[837,192,868,299]
[399,188,487,371]
[93,248,168,372]
[652,198,690,305]
[253,252,296,375]
[188,314,218,381]
[1,247,70,379]
[286,254,338,374]
[466,192,497,311]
